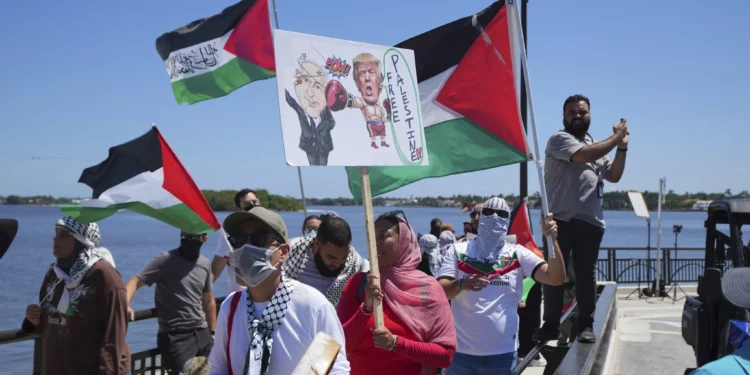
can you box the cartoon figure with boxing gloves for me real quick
[325,53,391,149]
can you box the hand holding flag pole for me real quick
[507,0,554,257]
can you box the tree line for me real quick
[2,189,748,212]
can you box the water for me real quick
[0,205,709,373]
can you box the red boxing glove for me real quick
[383,98,391,117]
[325,80,349,111]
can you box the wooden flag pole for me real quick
[359,166,384,329]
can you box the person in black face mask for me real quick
[124,230,216,375]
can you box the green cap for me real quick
[223,207,289,243]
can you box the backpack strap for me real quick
[226,291,243,375]
[357,271,370,302]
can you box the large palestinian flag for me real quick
[346,1,528,199]
[60,127,221,233]
[155,0,275,105]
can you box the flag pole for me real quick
[507,0,554,257]
[270,0,309,218]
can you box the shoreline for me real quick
[0,203,709,213]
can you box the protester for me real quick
[689,268,750,374]
[337,211,457,374]
[430,218,443,238]
[536,94,629,344]
[211,188,262,292]
[439,231,456,252]
[208,206,350,375]
[458,222,471,242]
[417,234,441,277]
[440,223,454,234]
[302,215,321,236]
[437,198,565,375]
[283,213,369,306]
[125,231,216,375]
[22,216,131,375]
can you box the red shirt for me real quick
[337,273,454,375]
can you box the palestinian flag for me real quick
[509,198,542,258]
[347,1,528,199]
[60,127,221,233]
[155,0,275,105]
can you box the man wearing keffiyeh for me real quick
[208,206,350,375]
[284,213,369,307]
[23,216,131,375]
[437,197,566,375]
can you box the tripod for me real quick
[626,219,651,300]
[664,225,687,303]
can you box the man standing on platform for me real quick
[535,94,629,344]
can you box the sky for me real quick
[0,0,748,200]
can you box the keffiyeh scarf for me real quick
[244,279,294,375]
[474,197,511,262]
[283,235,365,306]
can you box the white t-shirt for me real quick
[208,280,351,375]
[214,228,244,293]
[437,240,545,356]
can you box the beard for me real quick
[314,251,345,277]
[563,117,591,138]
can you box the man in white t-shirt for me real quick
[208,206,350,375]
[437,197,566,375]
[211,189,261,292]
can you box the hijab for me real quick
[379,218,457,374]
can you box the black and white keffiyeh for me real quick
[53,216,106,289]
[474,197,511,262]
[244,279,294,375]
[282,235,365,306]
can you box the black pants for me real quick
[306,151,330,166]
[542,218,604,329]
[518,281,542,357]
[157,327,213,375]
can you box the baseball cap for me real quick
[223,206,289,244]
[722,268,750,309]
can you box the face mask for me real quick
[478,211,510,253]
[231,244,282,287]
[178,238,203,261]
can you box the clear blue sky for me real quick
[1,0,748,199]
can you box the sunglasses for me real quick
[376,210,410,228]
[241,202,259,212]
[181,233,206,241]
[228,230,282,249]
[481,207,510,219]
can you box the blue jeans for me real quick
[446,351,517,375]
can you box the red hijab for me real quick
[379,218,456,370]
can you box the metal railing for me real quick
[0,297,227,375]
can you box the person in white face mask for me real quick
[207,207,350,375]
[436,197,566,375]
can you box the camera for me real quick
[673,225,683,234]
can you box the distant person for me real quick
[437,198,565,375]
[284,213,369,306]
[430,218,443,238]
[458,221,472,242]
[125,231,216,375]
[440,222,455,234]
[23,216,131,375]
[418,234,441,277]
[211,188,262,292]
[208,206,350,374]
[535,94,629,344]
[302,214,321,236]
[689,268,750,375]
[337,212,456,374]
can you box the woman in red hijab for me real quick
[337,211,457,374]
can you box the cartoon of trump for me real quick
[324,53,391,149]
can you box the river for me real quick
[0,205,709,373]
